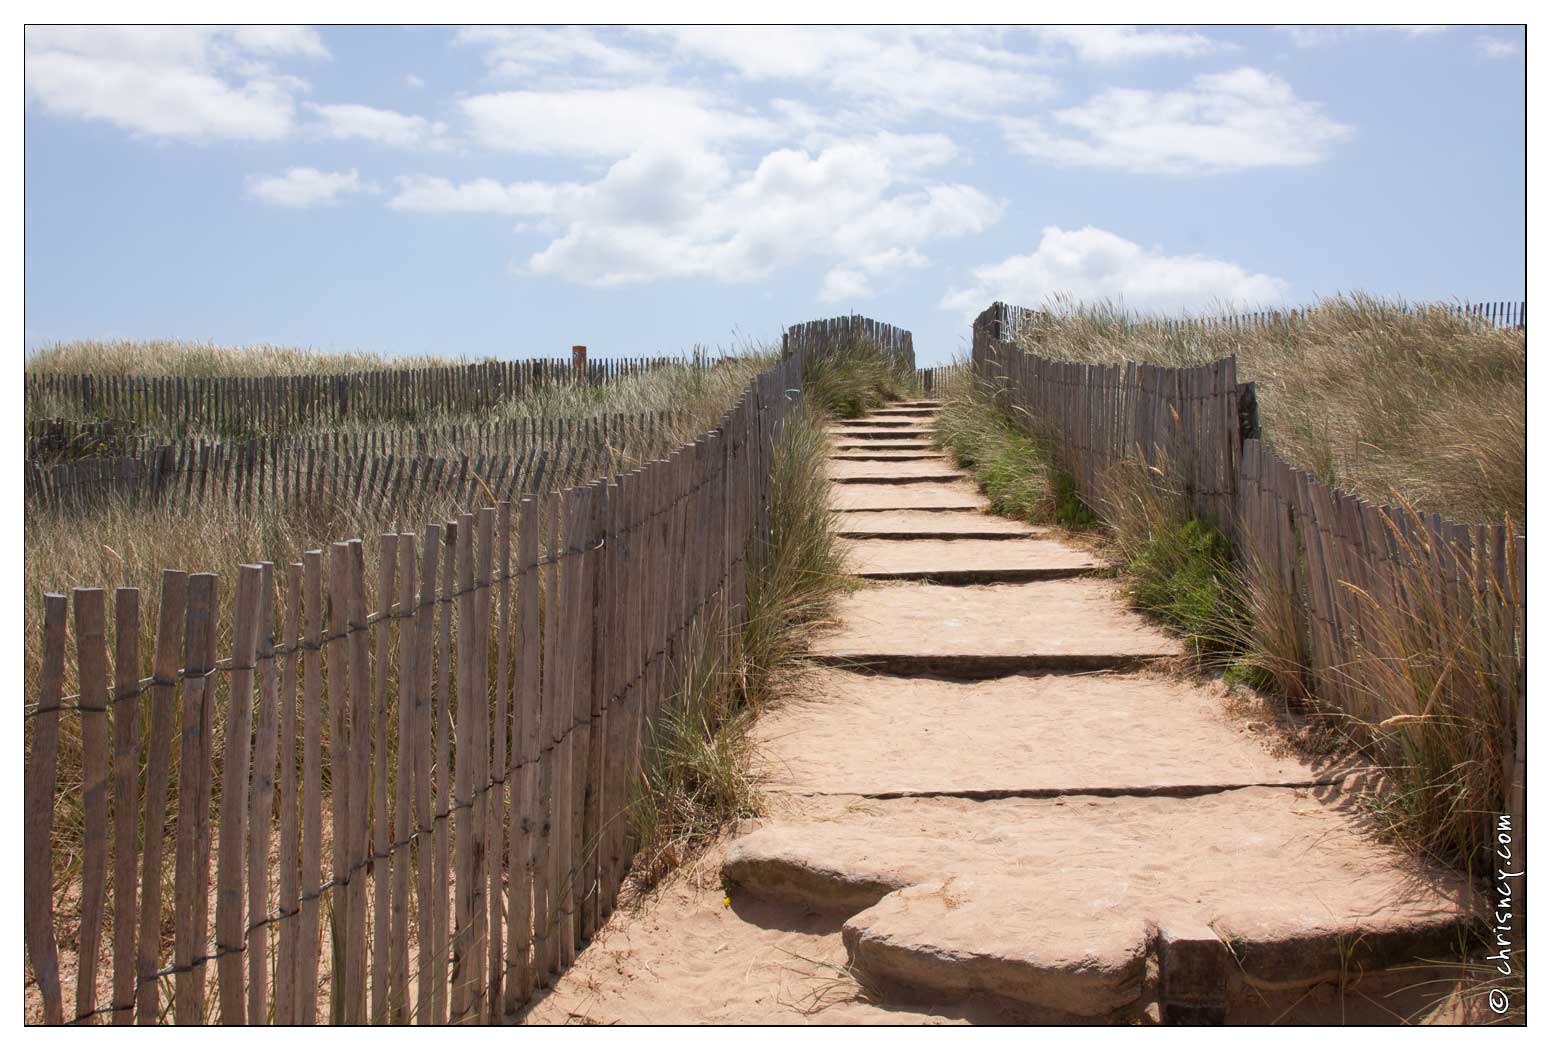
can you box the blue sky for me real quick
[23,25,1526,366]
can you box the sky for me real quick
[22,24,1527,366]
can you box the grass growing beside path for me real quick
[628,401,850,884]
[629,341,908,884]
[803,334,916,419]
[933,362,1517,875]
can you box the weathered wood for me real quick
[109,588,141,1024]
[298,551,325,1024]
[275,562,304,1025]
[216,565,264,1022]
[372,534,397,1023]
[74,588,111,1023]
[174,573,218,1025]
[25,594,68,1025]
[326,542,353,1023]
[134,571,187,1023]
[248,564,282,1024]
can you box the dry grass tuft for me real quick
[1011,292,1525,526]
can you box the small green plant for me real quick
[1051,471,1097,530]
[1125,519,1241,660]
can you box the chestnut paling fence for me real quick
[23,316,897,1025]
[972,301,1525,847]
[24,355,694,440]
[25,411,706,518]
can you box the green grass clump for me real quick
[1124,519,1241,659]
[933,365,1095,529]
[802,336,915,418]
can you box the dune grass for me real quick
[802,335,917,419]
[628,344,907,882]
[935,301,1524,874]
[25,338,471,378]
[1009,293,1525,527]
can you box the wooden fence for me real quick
[22,342,818,1024]
[995,298,1526,337]
[784,314,915,373]
[972,301,1525,847]
[24,355,696,440]
[26,411,696,518]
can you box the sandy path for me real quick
[525,400,1477,1026]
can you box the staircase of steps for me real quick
[717,398,1478,1024]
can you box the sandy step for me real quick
[825,430,930,443]
[831,510,1040,540]
[829,460,966,484]
[844,537,1100,582]
[830,451,943,462]
[722,791,1477,1018]
[832,440,939,451]
[867,407,939,417]
[810,580,1180,675]
[754,670,1330,798]
[833,417,921,428]
[829,481,989,512]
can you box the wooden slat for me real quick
[414,526,441,1025]
[298,551,325,1023]
[248,565,282,1023]
[135,572,187,1023]
[326,542,353,1024]
[174,573,218,1025]
[75,588,111,1023]
[25,594,68,1025]
[216,564,265,1023]
[275,562,304,1025]
[110,587,141,1024]
[372,534,397,1023]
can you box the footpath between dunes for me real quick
[524,401,1479,1026]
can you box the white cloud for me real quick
[1032,26,1218,63]
[1282,25,1445,48]
[247,167,363,207]
[310,102,447,148]
[457,26,662,81]
[1004,68,1350,175]
[649,26,1056,119]
[393,137,1000,299]
[460,85,776,158]
[942,226,1287,316]
[1475,35,1523,60]
[25,26,325,141]
[819,267,873,303]
[404,73,426,89]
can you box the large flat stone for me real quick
[810,580,1181,674]
[843,537,1101,582]
[844,878,1150,1019]
[753,670,1325,797]
[829,481,989,512]
[723,791,1478,1010]
[831,510,1040,540]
